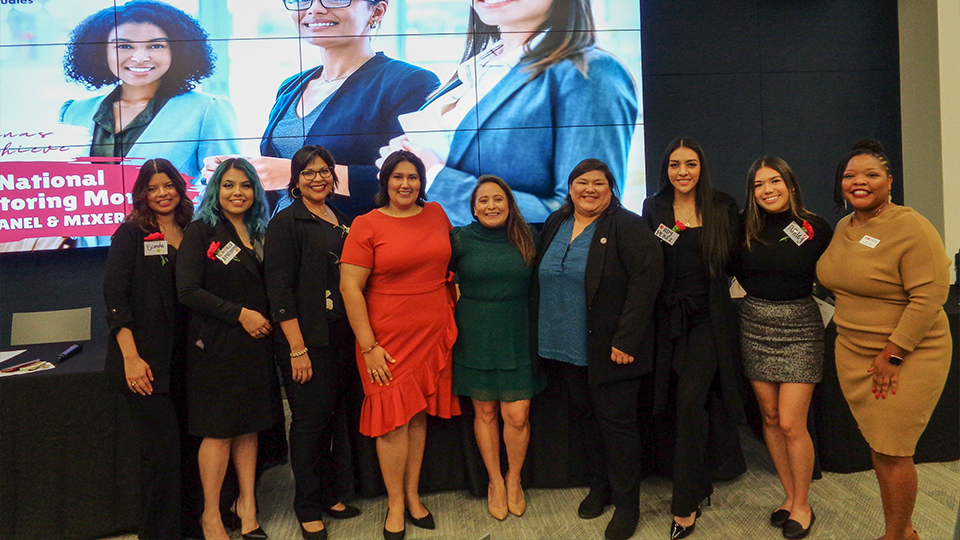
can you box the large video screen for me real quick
[0,0,643,251]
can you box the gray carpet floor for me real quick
[100,425,959,540]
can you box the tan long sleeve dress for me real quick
[817,205,951,456]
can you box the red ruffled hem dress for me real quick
[341,202,461,437]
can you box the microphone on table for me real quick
[58,344,83,363]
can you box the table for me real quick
[0,341,140,540]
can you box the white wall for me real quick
[899,0,959,282]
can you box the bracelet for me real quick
[290,348,308,358]
[361,341,379,354]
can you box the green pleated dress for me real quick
[451,222,546,402]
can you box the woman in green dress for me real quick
[450,175,545,521]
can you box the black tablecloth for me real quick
[0,340,140,540]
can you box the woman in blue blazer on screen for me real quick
[381,0,638,226]
[205,0,440,218]
[59,1,240,182]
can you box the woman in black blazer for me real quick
[264,146,361,540]
[534,159,663,540]
[104,158,197,540]
[641,139,745,539]
[177,158,280,540]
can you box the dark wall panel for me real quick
[760,70,903,221]
[758,1,899,72]
[642,0,902,224]
[640,0,760,75]
[642,73,763,204]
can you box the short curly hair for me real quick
[63,0,215,97]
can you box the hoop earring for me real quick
[292,186,302,199]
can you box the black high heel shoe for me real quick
[382,513,405,540]
[299,523,327,540]
[669,507,701,540]
[405,508,436,530]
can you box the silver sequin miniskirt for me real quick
[739,295,824,383]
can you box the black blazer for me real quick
[534,204,663,386]
[641,190,746,422]
[176,219,272,387]
[104,221,184,394]
[264,198,351,350]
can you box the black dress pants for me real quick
[671,319,719,516]
[555,360,643,509]
[278,319,361,523]
[126,391,201,540]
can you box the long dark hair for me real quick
[127,158,193,232]
[375,150,427,208]
[559,158,622,218]
[657,138,732,279]
[743,156,816,249]
[288,145,338,199]
[832,138,892,210]
[460,0,596,80]
[470,175,537,265]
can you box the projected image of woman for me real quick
[60,0,240,181]
[382,0,638,226]
[206,0,440,218]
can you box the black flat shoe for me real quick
[241,526,268,540]
[299,523,327,540]
[605,506,640,540]
[770,509,791,528]
[383,513,405,540]
[669,507,702,540]
[782,509,815,539]
[324,504,361,520]
[578,489,611,519]
[405,509,436,530]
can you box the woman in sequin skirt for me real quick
[734,156,832,539]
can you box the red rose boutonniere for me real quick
[144,232,169,265]
[206,241,221,260]
[802,219,814,239]
[673,220,687,233]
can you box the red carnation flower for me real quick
[674,220,687,232]
[206,241,220,260]
[144,232,164,241]
[802,220,814,239]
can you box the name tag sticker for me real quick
[783,221,808,246]
[655,223,680,246]
[216,241,241,265]
[143,240,168,256]
[859,235,880,249]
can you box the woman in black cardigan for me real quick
[535,159,662,540]
[264,146,362,540]
[177,158,280,540]
[642,138,745,540]
[104,158,197,540]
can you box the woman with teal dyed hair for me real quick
[177,158,280,540]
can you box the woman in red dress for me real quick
[340,150,460,540]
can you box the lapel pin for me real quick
[600,237,607,244]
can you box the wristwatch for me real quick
[887,354,904,366]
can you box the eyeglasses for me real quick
[300,167,334,180]
[283,0,353,11]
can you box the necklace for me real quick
[381,205,422,218]
[319,54,374,84]
[115,101,148,109]
[673,204,697,227]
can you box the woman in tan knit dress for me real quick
[817,140,951,540]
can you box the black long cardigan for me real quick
[641,190,746,423]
